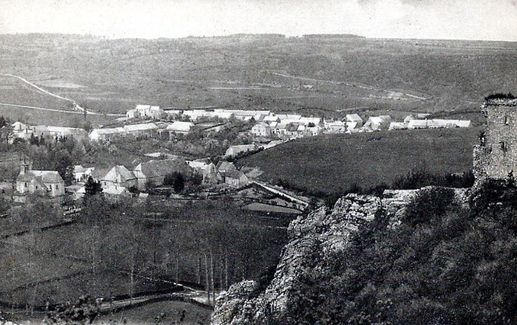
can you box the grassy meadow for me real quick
[238,127,480,195]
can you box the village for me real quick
[1,103,473,216]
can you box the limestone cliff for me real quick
[211,188,469,324]
[211,191,411,324]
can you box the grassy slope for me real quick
[238,128,480,195]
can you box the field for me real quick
[96,300,212,324]
[0,34,516,126]
[238,127,480,195]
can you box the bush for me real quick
[404,187,456,226]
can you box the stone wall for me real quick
[475,100,517,183]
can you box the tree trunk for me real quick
[175,255,180,285]
[196,256,201,285]
[210,250,215,305]
[204,253,210,303]
[129,258,135,305]
[224,251,229,290]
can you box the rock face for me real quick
[211,189,468,324]
[212,194,384,324]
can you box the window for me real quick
[56,185,59,190]
[500,141,508,153]
[504,116,510,125]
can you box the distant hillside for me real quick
[0,34,515,125]
[302,34,364,39]
[237,128,480,195]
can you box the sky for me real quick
[0,0,516,41]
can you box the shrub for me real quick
[404,187,456,226]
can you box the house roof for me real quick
[90,127,125,135]
[299,117,321,125]
[103,185,130,195]
[135,158,192,178]
[216,161,237,172]
[166,121,194,132]
[18,170,63,183]
[124,123,158,132]
[345,114,363,122]
[102,165,136,183]
[224,169,247,180]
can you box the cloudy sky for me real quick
[1,0,516,41]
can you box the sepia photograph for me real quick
[0,0,516,324]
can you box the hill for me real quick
[0,34,516,125]
[237,128,480,195]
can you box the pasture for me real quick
[238,127,480,195]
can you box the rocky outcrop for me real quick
[211,189,469,324]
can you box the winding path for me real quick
[0,74,125,117]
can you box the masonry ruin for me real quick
[473,95,517,183]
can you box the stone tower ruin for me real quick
[473,95,517,183]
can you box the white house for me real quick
[388,122,408,130]
[251,123,272,137]
[345,114,364,132]
[403,115,416,124]
[101,165,137,189]
[133,158,193,190]
[11,122,34,140]
[407,120,429,129]
[89,128,125,142]
[363,115,392,131]
[127,105,164,119]
[324,120,346,133]
[44,126,88,140]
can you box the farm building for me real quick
[73,165,95,183]
[166,121,194,134]
[124,123,158,137]
[133,158,193,190]
[324,120,346,133]
[345,114,364,129]
[216,161,238,174]
[299,117,322,126]
[403,115,416,124]
[89,127,125,142]
[363,115,392,131]
[101,165,137,189]
[43,126,88,140]
[225,144,259,158]
[127,104,164,119]
[263,115,280,123]
[407,120,429,129]
[221,169,249,188]
[11,122,34,140]
[389,122,408,130]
